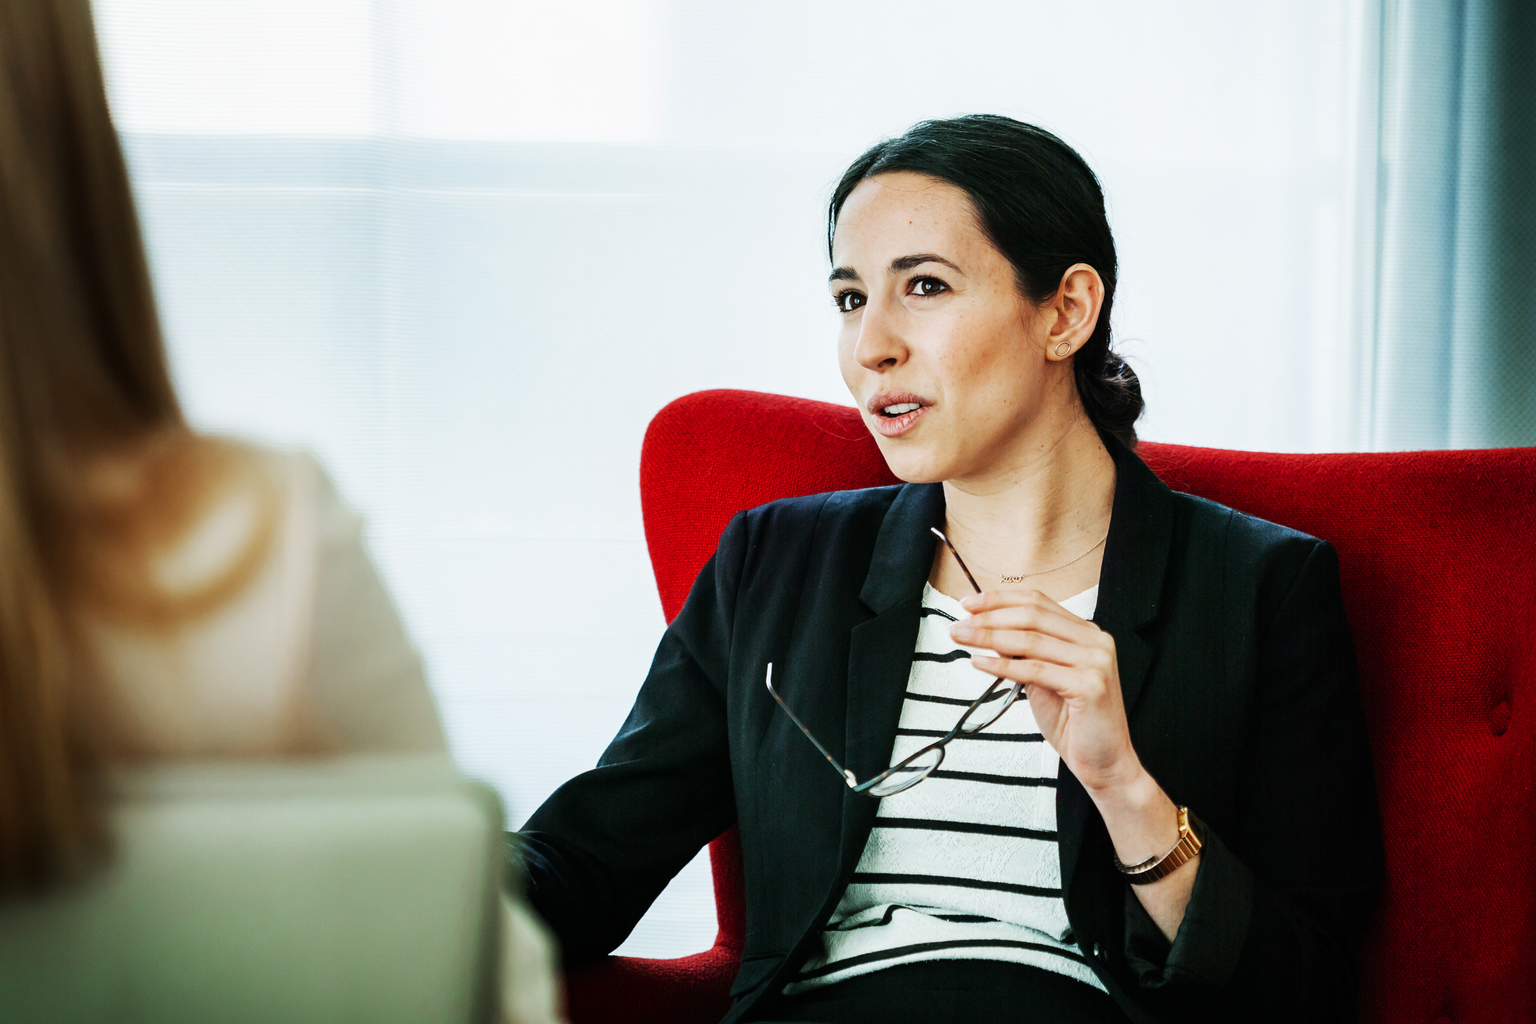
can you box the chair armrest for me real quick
[565,943,738,1024]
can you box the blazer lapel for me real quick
[766,483,946,999]
[837,482,946,877]
[1059,439,1176,902]
[1093,441,1175,714]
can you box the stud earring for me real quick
[1054,342,1072,357]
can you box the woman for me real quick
[520,116,1383,1023]
[0,3,561,1021]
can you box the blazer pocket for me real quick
[729,951,786,998]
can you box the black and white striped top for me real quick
[786,581,1104,996]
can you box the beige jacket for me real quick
[90,446,563,1024]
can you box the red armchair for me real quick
[565,389,1536,1024]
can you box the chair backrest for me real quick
[0,754,503,1024]
[640,389,1536,1024]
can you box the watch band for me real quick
[1114,805,1204,885]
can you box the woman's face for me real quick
[832,171,1068,487]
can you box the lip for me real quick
[866,390,932,438]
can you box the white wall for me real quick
[96,0,1371,956]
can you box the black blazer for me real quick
[520,441,1384,1023]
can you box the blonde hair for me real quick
[0,0,270,892]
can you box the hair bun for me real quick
[1076,347,1144,450]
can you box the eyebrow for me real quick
[891,253,961,273]
[827,253,962,284]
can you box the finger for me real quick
[951,625,1082,666]
[969,655,1110,703]
[961,588,1092,622]
[960,587,1056,614]
[961,587,1091,625]
[960,603,1105,647]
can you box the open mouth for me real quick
[868,392,931,437]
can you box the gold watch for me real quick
[1113,805,1204,885]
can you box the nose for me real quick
[852,299,907,373]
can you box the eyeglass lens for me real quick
[958,682,1022,733]
[867,745,944,797]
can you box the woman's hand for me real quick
[950,587,1196,942]
[949,588,1139,793]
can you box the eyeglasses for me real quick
[763,527,1024,798]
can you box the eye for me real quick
[833,289,866,313]
[909,276,949,298]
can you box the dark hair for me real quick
[1,0,271,893]
[828,115,1143,449]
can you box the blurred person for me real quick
[519,117,1384,1023]
[0,2,561,1020]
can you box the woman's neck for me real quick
[931,413,1117,603]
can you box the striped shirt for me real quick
[786,581,1103,996]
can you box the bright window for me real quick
[95,0,1373,956]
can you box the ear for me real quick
[1042,264,1105,362]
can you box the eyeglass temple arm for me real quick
[926,528,1021,719]
[765,664,862,790]
[930,527,983,594]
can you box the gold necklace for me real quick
[999,531,1109,584]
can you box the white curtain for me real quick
[97,0,1383,956]
[1364,0,1536,450]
